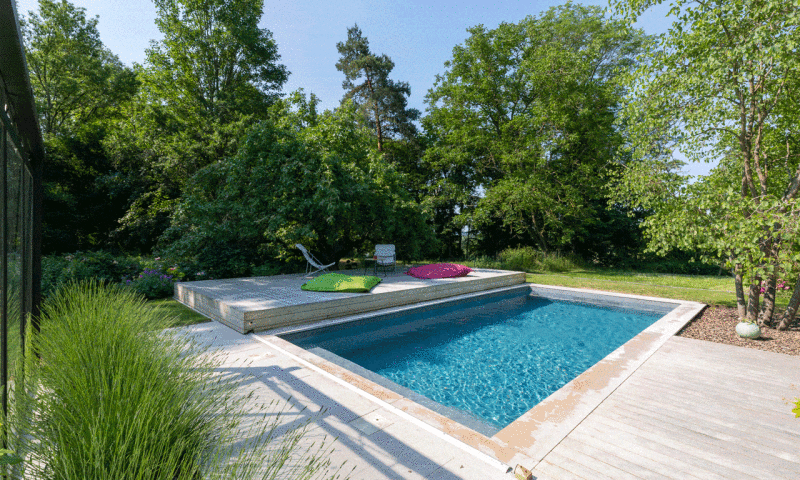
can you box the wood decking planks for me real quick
[534,336,800,480]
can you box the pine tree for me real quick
[335,25,419,152]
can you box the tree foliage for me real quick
[163,92,435,278]
[423,4,647,261]
[146,0,288,120]
[336,25,420,151]
[104,0,289,252]
[22,0,138,136]
[610,0,800,327]
[22,0,139,252]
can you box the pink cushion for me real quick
[405,263,472,279]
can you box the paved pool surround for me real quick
[258,284,705,469]
[174,268,525,333]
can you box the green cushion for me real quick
[301,273,382,293]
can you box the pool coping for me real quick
[255,283,706,470]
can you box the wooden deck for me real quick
[533,336,800,480]
[174,268,525,333]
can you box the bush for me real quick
[497,247,540,272]
[10,282,348,479]
[620,257,724,276]
[124,268,176,299]
[496,247,583,273]
[41,251,142,300]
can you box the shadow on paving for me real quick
[212,361,507,479]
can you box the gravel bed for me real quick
[677,305,800,356]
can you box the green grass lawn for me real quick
[524,269,791,309]
[147,298,210,327]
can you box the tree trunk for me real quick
[530,213,548,253]
[746,278,761,322]
[375,109,383,152]
[759,272,777,327]
[733,265,747,319]
[777,275,800,330]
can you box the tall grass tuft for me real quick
[494,247,583,273]
[9,281,348,480]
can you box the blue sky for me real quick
[14,0,713,177]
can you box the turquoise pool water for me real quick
[283,289,664,432]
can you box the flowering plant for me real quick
[124,269,176,299]
[760,279,792,294]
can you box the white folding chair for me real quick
[296,244,335,276]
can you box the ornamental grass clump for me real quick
[10,281,348,480]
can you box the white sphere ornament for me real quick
[735,321,761,339]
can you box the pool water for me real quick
[283,290,663,431]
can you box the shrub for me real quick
[538,252,583,273]
[495,247,583,273]
[498,247,540,272]
[9,282,349,479]
[41,251,142,299]
[124,269,176,299]
[463,256,500,269]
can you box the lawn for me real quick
[524,269,791,309]
[147,298,210,327]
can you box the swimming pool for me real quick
[280,285,677,435]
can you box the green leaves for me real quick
[423,4,648,257]
[610,0,800,308]
[165,94,434,274]
[22,0,138,136]
[148,0,288,119]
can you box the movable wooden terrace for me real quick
[174,268,525,334]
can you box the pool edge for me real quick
[256,284,706,470]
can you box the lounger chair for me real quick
[296,244,335,276]
[375,244,396,276]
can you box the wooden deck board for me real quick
[536,336,800,480]
[571,422,711,480]
[596,404,800,479]
[557,436,661,479]
[638,353,800,391]
[603,394,800,460]
[623,379,800,440]
[619,369,797,420]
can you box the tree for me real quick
[22,0,137,136]
[105,0,289,251]
[423,4,647,259]
[610,0,800,329]
[22,0,139,252]
[145,0,288,121]
[336,25,420,152]
[162,92,435,277]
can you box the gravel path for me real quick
[677,305,800,356]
